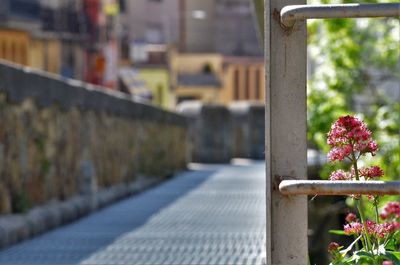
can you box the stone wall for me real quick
[178,102,233,163]
[0,60,188,215]
[178,101,265,163]
[229,102,265,160]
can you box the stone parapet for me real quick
[229,102,265,160]
[0,60,188,238]
[178,101,266,163]
[178,102,233,163]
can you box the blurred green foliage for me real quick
[307,0,400,183]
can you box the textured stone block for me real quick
[25,207,47,236]
[59,201,79,224]
[229,102,265,160]
[0,215,30,246]
[178,102,233,163]
[41,204,63,229]
[69,196,91,217]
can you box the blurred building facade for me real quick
[171,52,223,103]
[0,0,41,67]
[170,51,264,105]
[120,0,180,46]
[0,0,265,108]
[120,0,262,56]
[0,0,120,88]
[221,56,264,104]
[180,0,262,56]
[119,0,264,108]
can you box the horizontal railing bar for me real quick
[279,180,400,196]
[280,3,400,27]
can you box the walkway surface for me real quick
[0,162,266,265]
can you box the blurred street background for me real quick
[0,0,264,108]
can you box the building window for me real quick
[119,0,126,13]
[255,68,261,100]
[0,41,5,58]
[145,24,164,44]
[20,43,26,65]
[245,67,250,99]
[11,42,16,62]
[234,68,240,100]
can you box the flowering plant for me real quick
[326,115,400,265]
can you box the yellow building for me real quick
[170,52,224,104]
[0,29,29,66]
[170,51,265,106]
[137,67,173,109]
[28,35,61,75]
[220,56,265,105]
[28,37,45,70]
[0,29,62,75]
[44,38,61,74]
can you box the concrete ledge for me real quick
[0,60,187,127]
[0,176,162,250]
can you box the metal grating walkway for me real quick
[0,163,266,265]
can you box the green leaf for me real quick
[382,252,400,265]
[385,239,397,251]
[329,230,347,236]
[354,250,374,260]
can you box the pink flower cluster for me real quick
[359,166,384,179]
[329,169,352,181]
[343,212,399,239]
[380,202,400,220]
[343,221,363,235]
[327,115,378,161]
[329,166,384,181]
[344,220,397,239]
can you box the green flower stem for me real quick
[351,151,359,181]
[357,200,379,265]
[356,200,371,249]
[351,150,377,264]
[373,198,380,224]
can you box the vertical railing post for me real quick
[264,0,308,264]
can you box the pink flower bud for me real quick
[330,170,351,181]
[345,213,357,223]
[327,242,340,253]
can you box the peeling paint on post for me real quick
[264,0,308,264]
